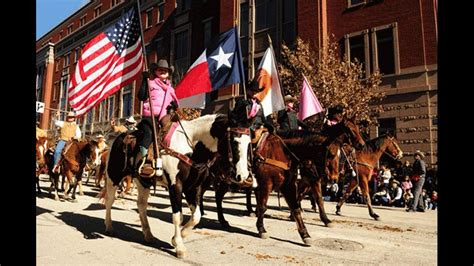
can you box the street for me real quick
[37,175,437,265]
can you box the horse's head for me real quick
[36,137,48,167]
[224,127,251,182]
[384,133,403,160]
[324,142,342,183]
[342,118,366,150]
[86,139,101,168]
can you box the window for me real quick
[99,100,106,122]
[203,18,212,48]
[349,35,365,67]
[59,31,63,40]
[94,6,102,18]
[60,77,69,120]
[157,3,165,23]
[256,0,276,32]
[146,8,153,28]
[64,54,70,67]
[86,109,94,125]
[80,16,86,27]
[53,82,59,101]
[174,30,189,74]
[240,2,249,56]
[74,48,79,63]
[111,0,120,7]
[282,0,296,46]
[36,66,44,101]
[348,0,365,7]
[107,96,115,120]
[155,37,165,60]
[376,28,395,75]
[176,0,190,12]
[67,24,73,35]
[378,118,396,137]
[121,85,133,118]
[55,59,59,72]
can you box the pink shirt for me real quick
[142,78,179,120]
[401,180,412,190]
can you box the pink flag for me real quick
[298,76,323,121]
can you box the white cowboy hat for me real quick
[284,94,297,102]
[414,150,425,159]
[96,134,104,139]
[67,111,75,117]
[126,116,136,124]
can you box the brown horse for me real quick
[253,119,366,245]
[36,136,50,193]
[50,139,101,201]
[335,134,403,220]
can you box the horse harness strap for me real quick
[256,156,290,170]
[356,161,374,170]
[159,145,194,167]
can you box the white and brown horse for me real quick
[103,114,251,258]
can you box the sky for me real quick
[37,0,90,40]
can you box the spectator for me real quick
[401,175,413,195]
[430,191,438,210]
[403,189,414,208]
[347,186,364,204]
[372,185,389,206]
[407,150,427,212]
[402,160,412,180]
[392,161,404,183]
[379,164,391,189]
[387,180,404,207]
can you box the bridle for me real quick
[224,127,251,173]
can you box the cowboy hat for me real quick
[414,150,425,159]
[126,116,136,124]
[67,111,75,118]
[391,179,400,185]
[151,59,174,73]
[284,95,297,102]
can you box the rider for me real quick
[96,134,108,153]
[52,111,82,173]
[136,59,179,177]
[36,121,47,140]
[277,94,308,137]
[325,105,344,127]
[111,115,138,133]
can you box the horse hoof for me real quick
[104,230,114,236]
[335,211,341,216]
[249,212,256,217]
[79,192,84,196]
[373,215,380,221]
[259,232,269,239]
[70,198,78,203]
[312,207,318,213]
[303,237,313,246]
[325,222,334,228]
[176,249,187,259]
[144,235,155,243]
[54,196,59,201]
[220,221,230,229]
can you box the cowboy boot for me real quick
[138,146,154,178]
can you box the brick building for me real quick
[36,0,437,166]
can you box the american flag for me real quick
[68,5,143,117]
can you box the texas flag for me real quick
[175,27,245,108]
[251,46,285,116]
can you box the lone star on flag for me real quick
[210,46,233,70]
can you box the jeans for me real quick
[410,177,425,210]
[54,140,67,165]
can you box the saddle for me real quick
[251,127,268,144]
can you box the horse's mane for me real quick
[363,134,389,152]
[283,132,328,149]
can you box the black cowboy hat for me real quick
[247,79,263,92]
[150,59,174,73]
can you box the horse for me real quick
[250,118,366,245]
[48,139,101,201]
[335,133,403,220]
[36,136,50,193]
[103,114,251,258]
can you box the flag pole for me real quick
[135,0,160,164]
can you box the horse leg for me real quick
[104,176,117,235]
[360,176,379,220]
[255,180,272,239]
[246,188,255,216]
[50,173,60,201]
[181,187,202,238]
[215,181,230,228]
[280,180,312,246]
[336,178,358,215]
[311,180,332,227]
[124,175,132,194]
[168,178,186,258]
[134,178,154,243]
[77,171,84,196]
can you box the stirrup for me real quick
[138,158,155,178]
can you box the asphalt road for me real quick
[36,174,437,265]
